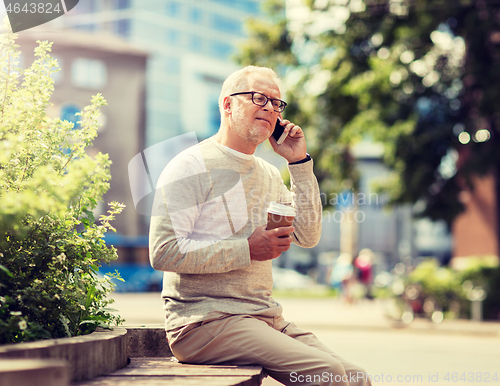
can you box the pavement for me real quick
[110,293,500,385]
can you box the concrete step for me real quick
[73,357,265,386]
[0,359,69,386]
[0,328,128,382]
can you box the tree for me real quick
[236,0,500,250]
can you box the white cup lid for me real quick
[267,201,296,217]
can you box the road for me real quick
[111,293,500,385]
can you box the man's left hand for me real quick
[269,119,307,163]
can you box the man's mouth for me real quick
[256,118,271,125]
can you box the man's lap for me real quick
[168,314,370,386]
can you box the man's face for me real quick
[229,74,281,146]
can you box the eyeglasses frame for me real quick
[229,91,287,113]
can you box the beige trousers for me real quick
[167,314,372,386]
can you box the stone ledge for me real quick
[74,357,265,386]
[0,359,69,386]
[125,325,172,358]
[0,328,128,382]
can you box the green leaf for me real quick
[0,264,14,278]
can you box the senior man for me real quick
[149,65,371,386]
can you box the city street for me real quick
[111,293,500,386]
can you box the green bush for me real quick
[393,258,500,320]
[0,27,124,343]
[459,261,500,320]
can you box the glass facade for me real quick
[58,0,263,145]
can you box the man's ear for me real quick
[223,96,231,114]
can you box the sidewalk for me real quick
[277,297,500,337]
[111,293,500,337]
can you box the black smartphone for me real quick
[272,118,288,145]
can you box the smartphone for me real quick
[272,118,288,145]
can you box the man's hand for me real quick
[248,225,294,261]
[269,119,307,163]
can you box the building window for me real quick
[116,0,130,9]
[240,0,260,14]
[74,0,95,14]
[189,7,202,23]
[165,1,181,17]
[115,19,130,37]
[214,0,259,14]
[75,24,96,32]
[71,58,107,89]
[209,41,232,59]
[211,14,241,35]
[189,35,203,53]
[166,29,180,46]
[60,103,82,130]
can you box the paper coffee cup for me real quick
[266,202,296,235]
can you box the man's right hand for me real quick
[248,225,294,261]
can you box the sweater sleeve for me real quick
[286,159,322,248]
[149,151,251,274]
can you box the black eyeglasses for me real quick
[230,91,287,113]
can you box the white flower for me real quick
[18,320,27,330]
[53,253,66,264]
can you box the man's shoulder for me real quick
[253,155,282,178]
[156,138,218,185]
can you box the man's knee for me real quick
[346,366,372,386]
[316,360,371,386]
[308,356,347,382]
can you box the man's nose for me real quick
[262,99,274,111]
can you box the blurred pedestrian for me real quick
[329,253,355,303]
[355,248,374,300]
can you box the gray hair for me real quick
[218,66,283,117]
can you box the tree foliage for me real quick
[0,28,124,343]
[236,0,500,227]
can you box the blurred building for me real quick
[15,29,149,263]
[451,173,499,269]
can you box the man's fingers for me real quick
[273,226,294,237]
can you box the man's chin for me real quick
[249,127,272,144]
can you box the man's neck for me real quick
[213,126,257,155]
